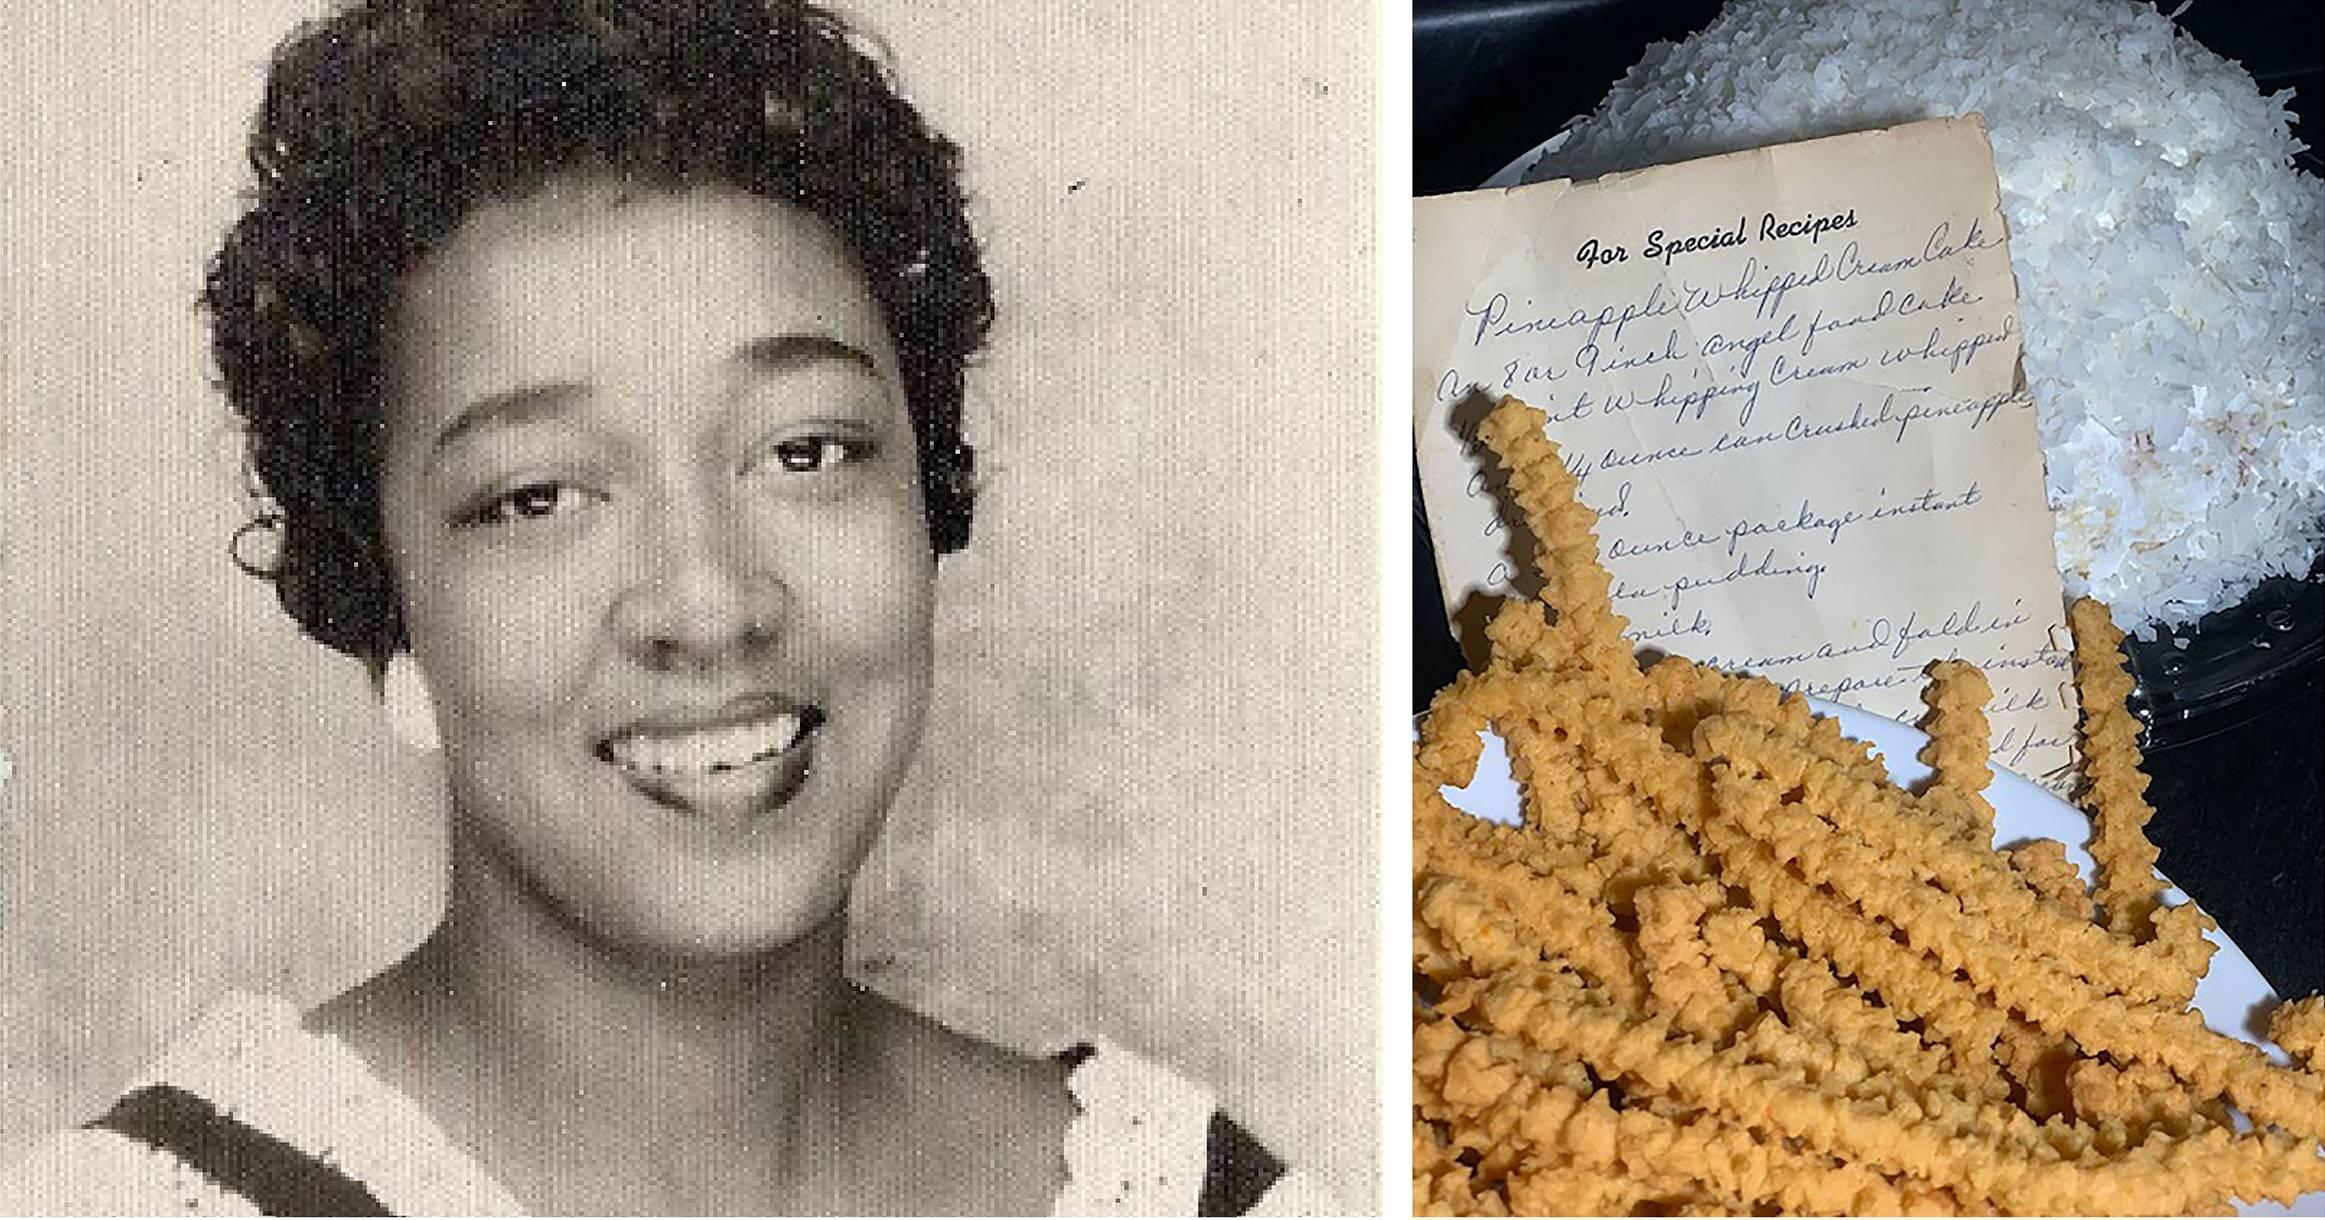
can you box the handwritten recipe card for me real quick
[1415,117,2081,790]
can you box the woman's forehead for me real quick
[383,178,899,421]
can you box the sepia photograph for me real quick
[0,0,1377,1213]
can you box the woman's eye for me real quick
[766,436,872,474]
[457,482,594,528]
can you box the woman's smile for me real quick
[596,697,827,827]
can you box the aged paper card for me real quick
[1415,116,2080,790]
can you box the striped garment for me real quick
[0,994,1327,1216]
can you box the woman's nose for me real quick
[610,493,786,671]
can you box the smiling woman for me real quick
[0,0,1362,1213]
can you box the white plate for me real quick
[1421,696,2323,1215]
[1480,131,1564,189]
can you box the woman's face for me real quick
[377,179,936,960]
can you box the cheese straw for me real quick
[1415,394,2325,1216]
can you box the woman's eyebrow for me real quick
[732,333,880,376]
[429,380,589,464]
[424,336,876,464]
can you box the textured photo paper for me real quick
[0,2,1377,1212]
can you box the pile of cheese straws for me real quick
[1414,396,2325,1215]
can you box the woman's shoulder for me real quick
[0,1125,260,1216]
[865,995,1327,1215]
[0,992,520,1217]
[1054,1035,1329,1217]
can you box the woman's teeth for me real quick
[606,713,807,777]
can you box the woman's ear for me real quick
[382,652,443,753]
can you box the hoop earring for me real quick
[382,653,443,753]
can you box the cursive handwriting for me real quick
[1465,283,1678,350]
[1869,596,2031,661]
[1610,546,1828,612]
[1701,314,1802,381]
[1577,327,1690,377]
[1878,315,2017,374]
[1633,607,1716,642]
[1603,371,1763,430]
[1776,670,1927,701]
[1713,483,1983,557]
[1580,388,2016,480]
[1991,725,2074,774]
[1802,276,1981,355]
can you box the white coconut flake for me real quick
[1522,0,2325,636]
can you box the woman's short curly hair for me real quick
[206,0,991,674]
